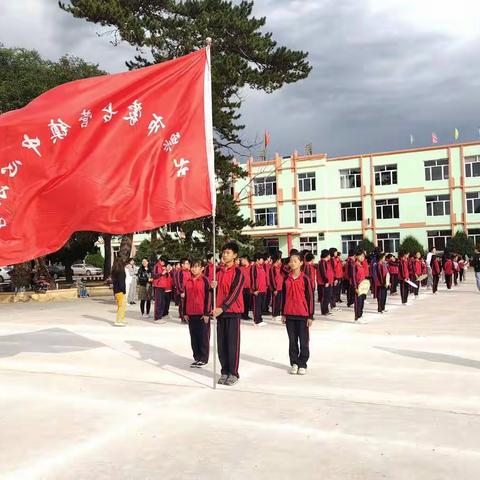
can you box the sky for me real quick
[1,0,480,159]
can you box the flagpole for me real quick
[206,37,217,390]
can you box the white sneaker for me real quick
[290,364,299,374]
[358,319,368,324]
[255,321,267,327]
[297,367,307,375]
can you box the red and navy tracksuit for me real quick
[333,257,343,304]
[176,269,191,322]
[240,264,252,319]
[216,265,244,378]
[431,257,441,293]
[345,256,356,307]
[444,259,453,289]
[375,261,388,313]
[388,259,399,294]
[352,261,366,320]
[398,257,410,304]
[281,272,314,369]
[264,262,272,313]
[269,263,284,317]
[412,259,422,296]
[250,263,267,324]
[184,275,211,364]
[317,259,334,315]
[152,262,169,320]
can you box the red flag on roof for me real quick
[0,48,215,265]
[264,130,270,148]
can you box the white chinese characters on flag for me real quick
[0,48,215,265]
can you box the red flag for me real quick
[264,130,270,148]
[0,48,215,265]
[432,132,438,144]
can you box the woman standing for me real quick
[125,258,137,305]
[111,257,127,327]
[137,257,153,318]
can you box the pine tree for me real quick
[59,0,312,256]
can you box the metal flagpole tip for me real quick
[205,37,212,46]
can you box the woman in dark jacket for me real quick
[111,257,127,326]
[137,257,153,318]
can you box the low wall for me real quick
[0,286,113,304]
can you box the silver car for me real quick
[71,264,103,276]
[0,266,12,283]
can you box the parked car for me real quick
[0,266,12,283]
[48,263,65,279]
[71,263,103,276]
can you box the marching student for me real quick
[444,254,454,289]
[163,264,173,319]
[205,254,216,283]
[183,260,211,368]
[152,256,169,322]
[453,254,460,286]
[250,253,267,326]
[211,242,245,386]
[345,249,356,307]
[317,249,333,316]
[353,250,367,322]
[421,256,428,287]
[302,251,317,297]
[263,254,272,314]
[375,252,388,313]
[281,252,314,375]
[328,248,340,310]
[111,256,127,327]
[398,251,410,305]
[412,251,422,297]
[240,256,252,320]
[172,262,181,306]
[333,251,344,304]
[270,252,285,321]
[431,253,441,294]
[386,254,399,295]
[177,258,191,323]
[459,256,465,282]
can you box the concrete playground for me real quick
[0,278,479,480]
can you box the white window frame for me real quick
[466,192,480,214]
[375,164,398,186]
[298,172,316,192]
[424,158,449,181]
[465,156,480,178]
[427,230,452,251]
[341,201,362,222]
[426,194,450,216]
[469,228,480,247]
[377,232,400,253]
[254,207,277,226]
[340,168,361,189]
[299,204,317,224]
[300,236,318,255]
[253,176,277,197]
[341,234,362,255]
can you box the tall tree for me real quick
[59,0,312,250]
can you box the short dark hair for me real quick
[254,252,264,262]
[348,248,355,257]
[304,252,314,262]
[271,252,281,263]
[289,248,299,256]
[320,249,329,258]
[328,247,337,256]
[159,256,169,265]
[221,241,239,254]
[206,253,214,261]
[191,259,204,268]
[180,257,190,265]
[355,248,364,257]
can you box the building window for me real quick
[263,238,279,255]
[340,168,361,189]
[376,198,399,219]
[298,172,316,192]
[253,176,277,196]
[377,232,400,253]
[427,230,452,251]
[424,159,449,181]
[341,201,362,222]
[466,192,480,214]
[254,207,277,226]
[469,229,480,247]
[426,194,450,216]
[341,234,362,255]
[375,164,398,186]
[465,156,480,178]
[318,232,325,241]
[299,204,317,224]
[300,236,318,255]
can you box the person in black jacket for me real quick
[137,257,153,318]
[111,257,127,326]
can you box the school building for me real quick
[233,141,480,256]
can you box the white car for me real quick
[0,266,12,283]
[71,264,103,276]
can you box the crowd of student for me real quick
[109,242,477,386]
